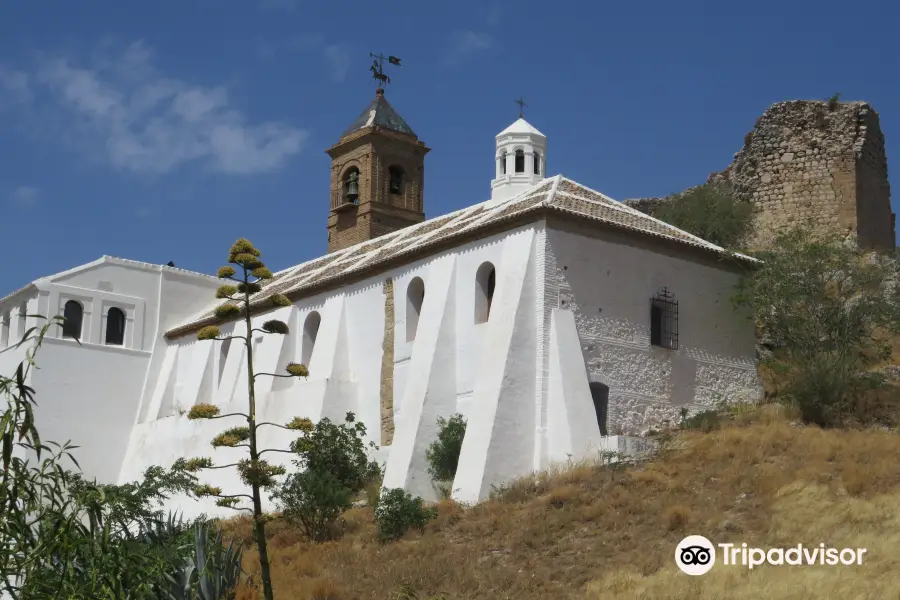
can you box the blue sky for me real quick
[1,0,898,292]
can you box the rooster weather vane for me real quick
[370,52,401,89]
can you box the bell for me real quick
[345,172,359,202]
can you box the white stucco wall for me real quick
[544,224,762,435]
[114,219,761,512]
[31,339,151,481]
[0,260,223,484]
[122,223,545,513]
[391,233,508,422]
[0,217,764,515]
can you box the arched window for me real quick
[499,152,507,175]
[105,307,126,346]
[533,151,541,175]
[474,262,496,324]
[62,300,83,340]
[342,167,360,204]
[0,311,9,348]
[301,311,321,367]
[514,149,525,173]
[388,166,404,195]
[650,287,678,350]
[406,277,425,342]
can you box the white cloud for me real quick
[1,41,307,175]
[443,31,492,68]
[323,44,351,83]
[11,186,39,208]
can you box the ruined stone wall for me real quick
[625,100,895,251]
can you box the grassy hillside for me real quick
[221,405,900,600]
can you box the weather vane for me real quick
[515,96,527,118]
[370,52,402,90]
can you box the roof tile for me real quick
[166,176,756,338]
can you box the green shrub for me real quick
[290,412,381,493]
[273,470,353,542]
[374,488,437,542]
[654,182,753,249]
[274,412,381,542]
[733,228,900,426]
[679,408,721,432]
[425,413,467,483]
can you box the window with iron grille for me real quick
[650,287,678,350]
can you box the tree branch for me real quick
[199,412,250,421]
[215,493,255,500]
[250,329,281,336]
[257,448,295,457]
[253,373,294,380]
[255,421,294,430]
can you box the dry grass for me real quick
[221,404,900,599]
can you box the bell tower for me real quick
[326,87,429,253]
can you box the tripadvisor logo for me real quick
[676,535,716,575]
[675,535,867,575]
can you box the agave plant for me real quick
[165,521,244,600]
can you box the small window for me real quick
[62,300,83,340]
[406,277,425,342]
[650,287,678,350]
[474,262,496,324]
[301,311,321,367]
[0,311,9,347]
[105,307,126,346]
[514,149,525,173]
[533,151,541,175]
[499,152,507,175]
[342,167,360,204]
[589,381,609,436]
[389,166,404,195]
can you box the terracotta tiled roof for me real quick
[165,176,758,339]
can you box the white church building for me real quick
[0,89,762,514]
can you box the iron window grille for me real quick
[650,287,678,350]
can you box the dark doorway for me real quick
[589,381,609,436]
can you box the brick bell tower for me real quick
[325,69,429,253]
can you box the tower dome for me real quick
[490,117,547,203]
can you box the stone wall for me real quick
[546,222,761,436]
[380,277,395,446]
[326,129,428,254]
[625,100,895,251]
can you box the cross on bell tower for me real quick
[515,96,527,118]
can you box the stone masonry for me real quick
[380,277,395,445]
[625,100,895,251]
[325,116,429,254]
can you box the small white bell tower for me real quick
[490,112,547,203]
